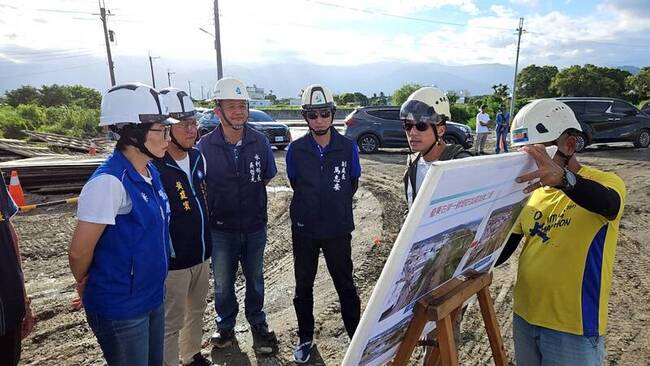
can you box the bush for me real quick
[16,104,46,128]
[0,106,32,139]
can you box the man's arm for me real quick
[495,233,523,266]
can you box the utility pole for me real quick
[167,69,175,87]
[213,0,223,79]
[148,52,159,88]
[187,80,192,98]
[99,0,115,86]
[509,17,525,121]
[201,85,205,99]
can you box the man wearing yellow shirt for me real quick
[496,99,626,365]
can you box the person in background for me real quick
[475,104,491,155]
[158,88,213,366]
[0,169,36,366]
[495,107,509,154]
[68,83,175,366]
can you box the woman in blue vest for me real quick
[286,84,362,363]
[68,83,175,366]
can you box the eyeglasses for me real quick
[149,125,171,139]
[305,110,332,120]
[176,120,198,131]
[402,121,430,132]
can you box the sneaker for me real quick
[251,322,278,355]
[293,338,315,364]
[184,352,214,366]
[210,328,235,348]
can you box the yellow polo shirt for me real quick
[512,165,626,336]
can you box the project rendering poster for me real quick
[343,148,555,366]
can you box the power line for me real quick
[301,0,514,31]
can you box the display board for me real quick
[343,148,555,366]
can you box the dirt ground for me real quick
[14,140,650,365]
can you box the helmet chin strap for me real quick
[218,105,247,131]
[170,131,191,152]
[421,123,443,158]
[555,149,573,167]
[310,126,330,136]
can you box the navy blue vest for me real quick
[156,149,211,270]
[83,150,170,320]
[198,125,270,233]
[289,129,356,239]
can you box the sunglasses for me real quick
[305,110,332,120]
[402,121,430,132]
[149,125,172,139]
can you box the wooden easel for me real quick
[390,272,507,366]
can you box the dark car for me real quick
[640,101,650,115]
[557,97,650,151]
[343,106,473,153]
[198,108,292,150]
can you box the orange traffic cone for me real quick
[9,170,25,207]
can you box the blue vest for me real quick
[156,149,211,270]
[83,150,170,319]
[198,125,270,233]
[289,129,355,239]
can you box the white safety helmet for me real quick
[301,84,336,110]
[159,87,196,120]
[100,82,176,127]
[213,77,249,101]
[510,99,582,146]
[400,86,450,123]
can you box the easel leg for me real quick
[437,315,458,366]
[392,304,429,365]
[477,287,507,366]
[424,307,460,366]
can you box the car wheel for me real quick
[358,134,380,153]
[633,129,650,148]
[444,135,460,145]
[276,144,288,151]
[574,132,587,152]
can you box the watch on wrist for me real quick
[559,167,577,191]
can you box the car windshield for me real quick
[249,110,274,122]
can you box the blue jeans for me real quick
[211,226,267,330]
[513,314,605,366]
[86,304,165,366]
[495,125,509,153]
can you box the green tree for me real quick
[391,83,423,106]
[491,83,510,104]
[447,91,459,105]
[551,65,618,97]
[265,90,278,105]
[5,86,40,107]
[39,84,71,107]
[517,64,558,98]
[353,92,368,106]
[67,85,101,109]
[626,67,650,101]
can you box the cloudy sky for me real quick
[0,0,648,76]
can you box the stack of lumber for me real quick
[0,139,60,162]
[0,156,103,194]
[23,131,114,153]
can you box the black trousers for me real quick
[292,230,360,340]
[0,323,22,366]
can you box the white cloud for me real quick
[0,0,648,70]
